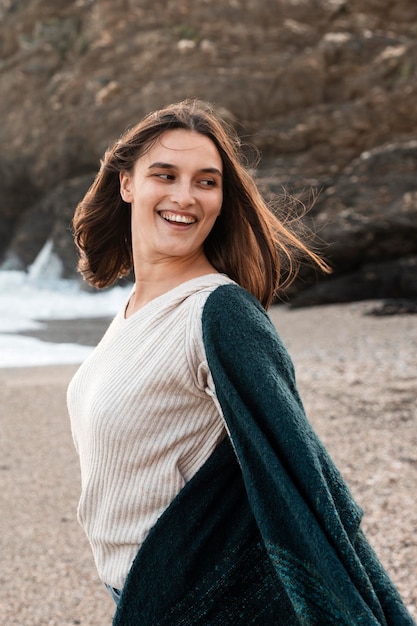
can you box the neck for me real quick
[126,255,218,317]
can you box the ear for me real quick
[120,171,133,203]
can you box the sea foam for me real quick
[0,267,130,368]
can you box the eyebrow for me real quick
[148,162,223,177]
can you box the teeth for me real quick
[160,211,195,224]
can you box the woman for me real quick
[67,100,414,625]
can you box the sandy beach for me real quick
[1,301,416,625]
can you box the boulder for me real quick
[0,0,416,305]
[1,175,94,277]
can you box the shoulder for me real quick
[202,284,298,396]
[181,278,235,368]
[202,284,292,366]
[204,282,262,306]
[202,283,275,339]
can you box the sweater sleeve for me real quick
[202,284,414,626]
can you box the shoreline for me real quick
[11,316,114,347]
[2,298,417,355]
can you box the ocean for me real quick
[0,262,131,368]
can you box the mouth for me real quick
[159,210,197,225]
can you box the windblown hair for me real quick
[73,99,329,308]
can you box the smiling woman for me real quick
[117,129,224,314]
[72,99,328,307]
[68,100,414,625]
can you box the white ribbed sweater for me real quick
[67,274,233,589]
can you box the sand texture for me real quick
[0,301,416,624]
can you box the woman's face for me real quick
[120,129,223,268]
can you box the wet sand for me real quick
[1,301,416,624]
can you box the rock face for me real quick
[0,0,416,304]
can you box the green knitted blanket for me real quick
[113,284,414,625]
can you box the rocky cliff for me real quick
[1,0,416,305]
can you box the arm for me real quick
[202,284,414,626]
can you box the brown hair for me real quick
[73,99,329,308]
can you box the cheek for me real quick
[132,186,164,212]
[206,200,223,230]
[209,190,223,217]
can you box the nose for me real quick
[170,179,196,208]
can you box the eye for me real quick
[155,173,175,181]
[199,178,217,187]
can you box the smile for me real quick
[159,211,196,225]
